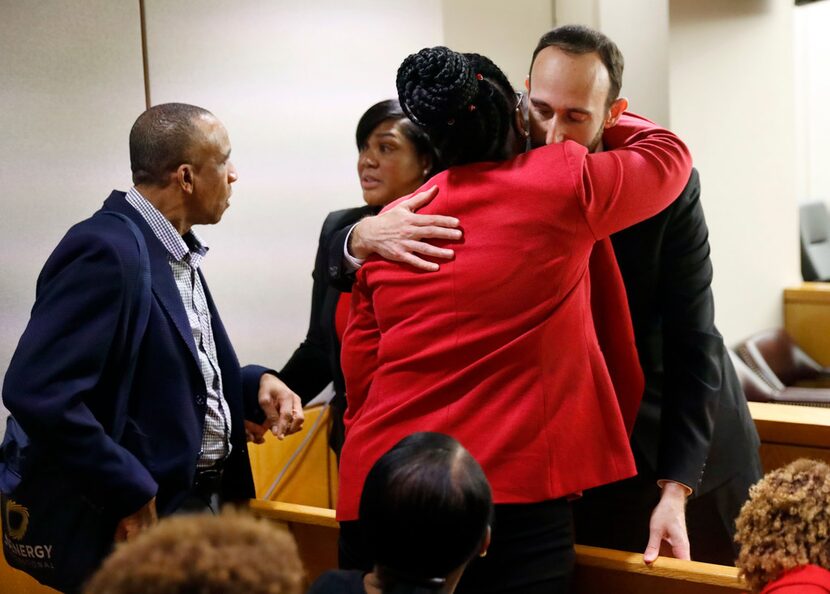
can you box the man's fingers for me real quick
[671,537,691,561]
[244,420,266,444]
[258,387,279,421]
[643,533,662,564]
[407,240,454,260]
[288,408,305,434]
[400,252,440,272]
[269,396,305,439]
[284,397,305,435]
[402,186,439,211]
[407,224,462,243]
[269,410,294,439]
[408,213,461,230]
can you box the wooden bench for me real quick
[250,500,747,593]
[784,282,830,366]
[749,400,830,471]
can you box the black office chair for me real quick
[800,201,830,282]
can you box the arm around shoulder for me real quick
[579,111,692,239]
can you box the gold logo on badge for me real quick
[4,498,29,541]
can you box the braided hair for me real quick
[396,46,516,169]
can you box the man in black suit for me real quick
[525,25,761,564]
[336,26,762,565]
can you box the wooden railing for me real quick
[251,499,747,593]
[749,400,830,471]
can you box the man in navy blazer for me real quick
[2,103,303,541]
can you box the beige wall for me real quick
[442,0,554,89]
[141,0,444,370]
[0,1,146,428]
[669,0,800,344]
[794,1,830,203]
[555,0,671,126]
[0,1,809,427]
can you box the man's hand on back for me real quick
[349,186,463,271]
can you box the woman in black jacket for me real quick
[279,100,435,456]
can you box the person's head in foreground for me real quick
[356,99,436,208]
[396,46,522,168]
[735,458,830,593]
[83,509,305,594]
[361,432,493,593]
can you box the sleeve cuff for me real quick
[343,224,365,272]
[656,479,693,497]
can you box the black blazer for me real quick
[610,169,760,495]
[280,205,376,453]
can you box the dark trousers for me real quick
[340,499,574,594]
[572,460,759,565]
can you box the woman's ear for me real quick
[479,525,492,557]
[420,155,432,179]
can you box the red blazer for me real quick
[761,565,830,593]
[337,113,692,520]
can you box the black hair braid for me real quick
[397,46,478,127]
[397,46,515,168]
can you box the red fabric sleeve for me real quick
[575,111,692,240]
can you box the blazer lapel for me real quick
[150,256,201,367]
[103,191,201,367]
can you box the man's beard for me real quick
[587,123,605,153]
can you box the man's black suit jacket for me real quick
[611,168,760,496]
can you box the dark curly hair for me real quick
[396,47,516,169]
[360,432,493,594]
[734,458,830,592]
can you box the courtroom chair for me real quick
[801,201,830,281]
[735,328,830,390]
[729,349,830,407]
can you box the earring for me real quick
[479,550,488,558]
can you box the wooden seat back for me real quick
[249,500,746,593]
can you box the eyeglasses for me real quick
[515,92,531,151]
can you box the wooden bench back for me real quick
[249,500,746,593]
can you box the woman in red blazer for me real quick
[338,47,692,593]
